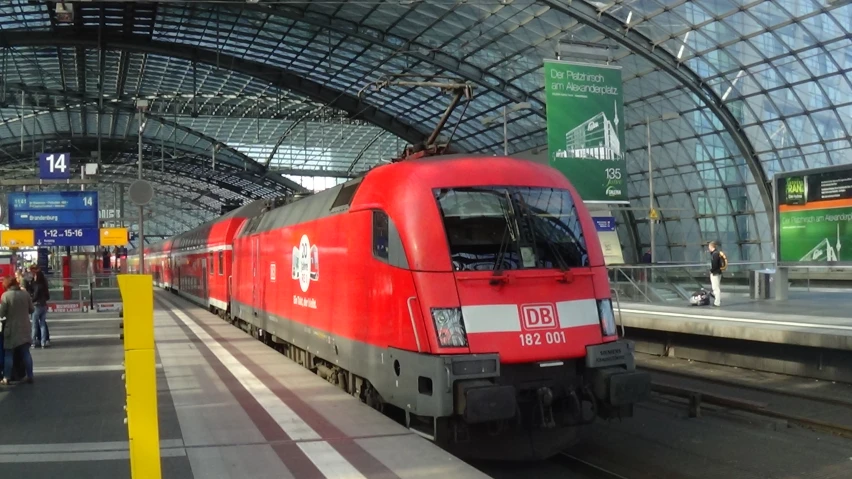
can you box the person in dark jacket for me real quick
[0,276,34,384]
[708,241,723,307]
[30,267,50,348]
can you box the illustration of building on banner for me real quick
[800,224,841,262]
[554,101,621,161]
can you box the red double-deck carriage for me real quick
[131,155,650,460]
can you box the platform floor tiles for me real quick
[0,310,193,478]
[0,293,489,479]
[616,290,852,347]
[619,289,851,320]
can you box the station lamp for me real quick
[556,37,618,63]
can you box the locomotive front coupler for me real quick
[536,386,556,428]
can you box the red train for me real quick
[132,155,650,460]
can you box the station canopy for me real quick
[0,0,849,260]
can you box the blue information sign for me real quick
[39,152,72,180]
[8,191,99,229]
[592,216,617,232]
[35,228,101,247]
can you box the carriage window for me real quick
[372,210,389,261]
[218,251,224,275]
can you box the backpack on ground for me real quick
[689,289,714,306]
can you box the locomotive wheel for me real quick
[335,370,348,392]
[361,382,384,413]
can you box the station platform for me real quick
[616,290,852,351]
[0,292,488,479]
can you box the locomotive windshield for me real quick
[435,187,589,272]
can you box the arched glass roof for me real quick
[603,0,852,263]
[0,0,847,256]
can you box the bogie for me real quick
[228,309,387,416]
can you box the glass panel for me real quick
[434,187,589,271]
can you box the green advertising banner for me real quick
[776,166,852,265]
[544,59,627,204]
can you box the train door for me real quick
[252,236,260,317]
[174,256,181,292]
[257,239,267,334]
[201,257,208,304]
[226,251,233,311]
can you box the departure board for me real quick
[8,191,99,229]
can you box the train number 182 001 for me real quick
[519,331,567,347]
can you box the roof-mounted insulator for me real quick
[55,3,74,23]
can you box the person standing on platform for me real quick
[30,267,50,348]
[708,241,726,307]
[640,249,652,283]
[0,276,34,385]
[17,270,28,294]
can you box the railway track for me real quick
[554,453,633,479]
[650,381,852,439]
[476,358,852,479]
[642,360,852,408]
[470,452,631,479]
[642,360,852,439]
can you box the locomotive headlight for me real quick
[597,299,617,337]
[431,307,468,348]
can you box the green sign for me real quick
[784,176,805,205]
[776,167,852,264]
[544,59,627,204]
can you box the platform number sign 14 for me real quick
[39,152,71,179]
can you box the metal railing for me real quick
[607,260,852,304]
[610,286,626,338]
[607,261,773,304]
[43,273,123,309]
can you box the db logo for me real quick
[520,303,558,330]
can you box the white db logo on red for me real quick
[521,303,558,330]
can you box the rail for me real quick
[609,261,770,270]
[649,376,852,439]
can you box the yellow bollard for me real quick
[118,274,161,479]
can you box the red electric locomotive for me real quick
[140,155,651,461]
